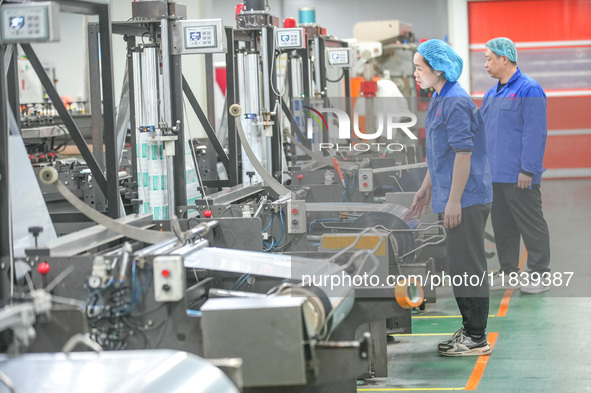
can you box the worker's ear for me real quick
[502,55,509,65]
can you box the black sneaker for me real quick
[438,330,492,357]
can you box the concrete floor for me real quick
[359,179,591,392]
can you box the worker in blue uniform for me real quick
[482,37,551,295]
[410,39,493,356]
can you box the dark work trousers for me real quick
[446,203,491,338]
[491,183,551,274]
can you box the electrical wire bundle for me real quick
[262,207,292,252]
[351,212,416,264]
[85,261,168,350]
[342,171,356,202]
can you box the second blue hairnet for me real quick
[417,39,463,83]
[485,37,518,62]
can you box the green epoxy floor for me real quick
[359,180,591,392]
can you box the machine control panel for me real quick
[287,200,307,234]
[0,2,60,43]
[153,256,185,302]
[275,28,305,49]
[171,19,226,55]
[186,25,216,49]
[326,48,353,68]
[358,168,373,193]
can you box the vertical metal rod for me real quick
[160,19,172,126]
[260,28,271,111]
[286,53,296,165]
[313,37,323,96]
[299,47,312,99]
[142,47,159,127]
[0,44,14,294]
[266,27,281,179]
[343,68,352,137]
[290,56,302,98]
[225,27,240,186]
[98,4,121,219]
[205,54,215,126]
[261,28,274,179]
[127,36,139,189]
[167,154,176,215]
[170,42,186,211]
[87,23,106,212]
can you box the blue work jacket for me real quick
[425,81,492,214]
[482,68,547,184]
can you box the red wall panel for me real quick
[545,134,591,169]
[546,96,591,130]
[468,0,591,44]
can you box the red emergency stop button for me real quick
[363,182,368,187]
[203,210,212,218]
[292,208,298,214]
[38,262,50,275]
[296,174,304,181]
[161,269,170,278]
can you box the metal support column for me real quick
[0,45,14,284]
[225,27,240,186]
[126,36,139,189]
[264,26,282,180]
[205,54,216,126]
[298,48,312,99]
[97,4,120,219]
[87,23,106,212]
[170,51,187,211]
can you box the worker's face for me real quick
[485,49,505,79]
[414,52,439,89]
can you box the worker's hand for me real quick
[444,200,462,229]
[410,186,431,218]
[517,172,533,189]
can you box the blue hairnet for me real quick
[485,37,518,62]
[417,39,463,83]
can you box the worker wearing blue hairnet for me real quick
[411,39,492,357]
[482,37,551,295]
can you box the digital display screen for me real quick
[9,16,25,30]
